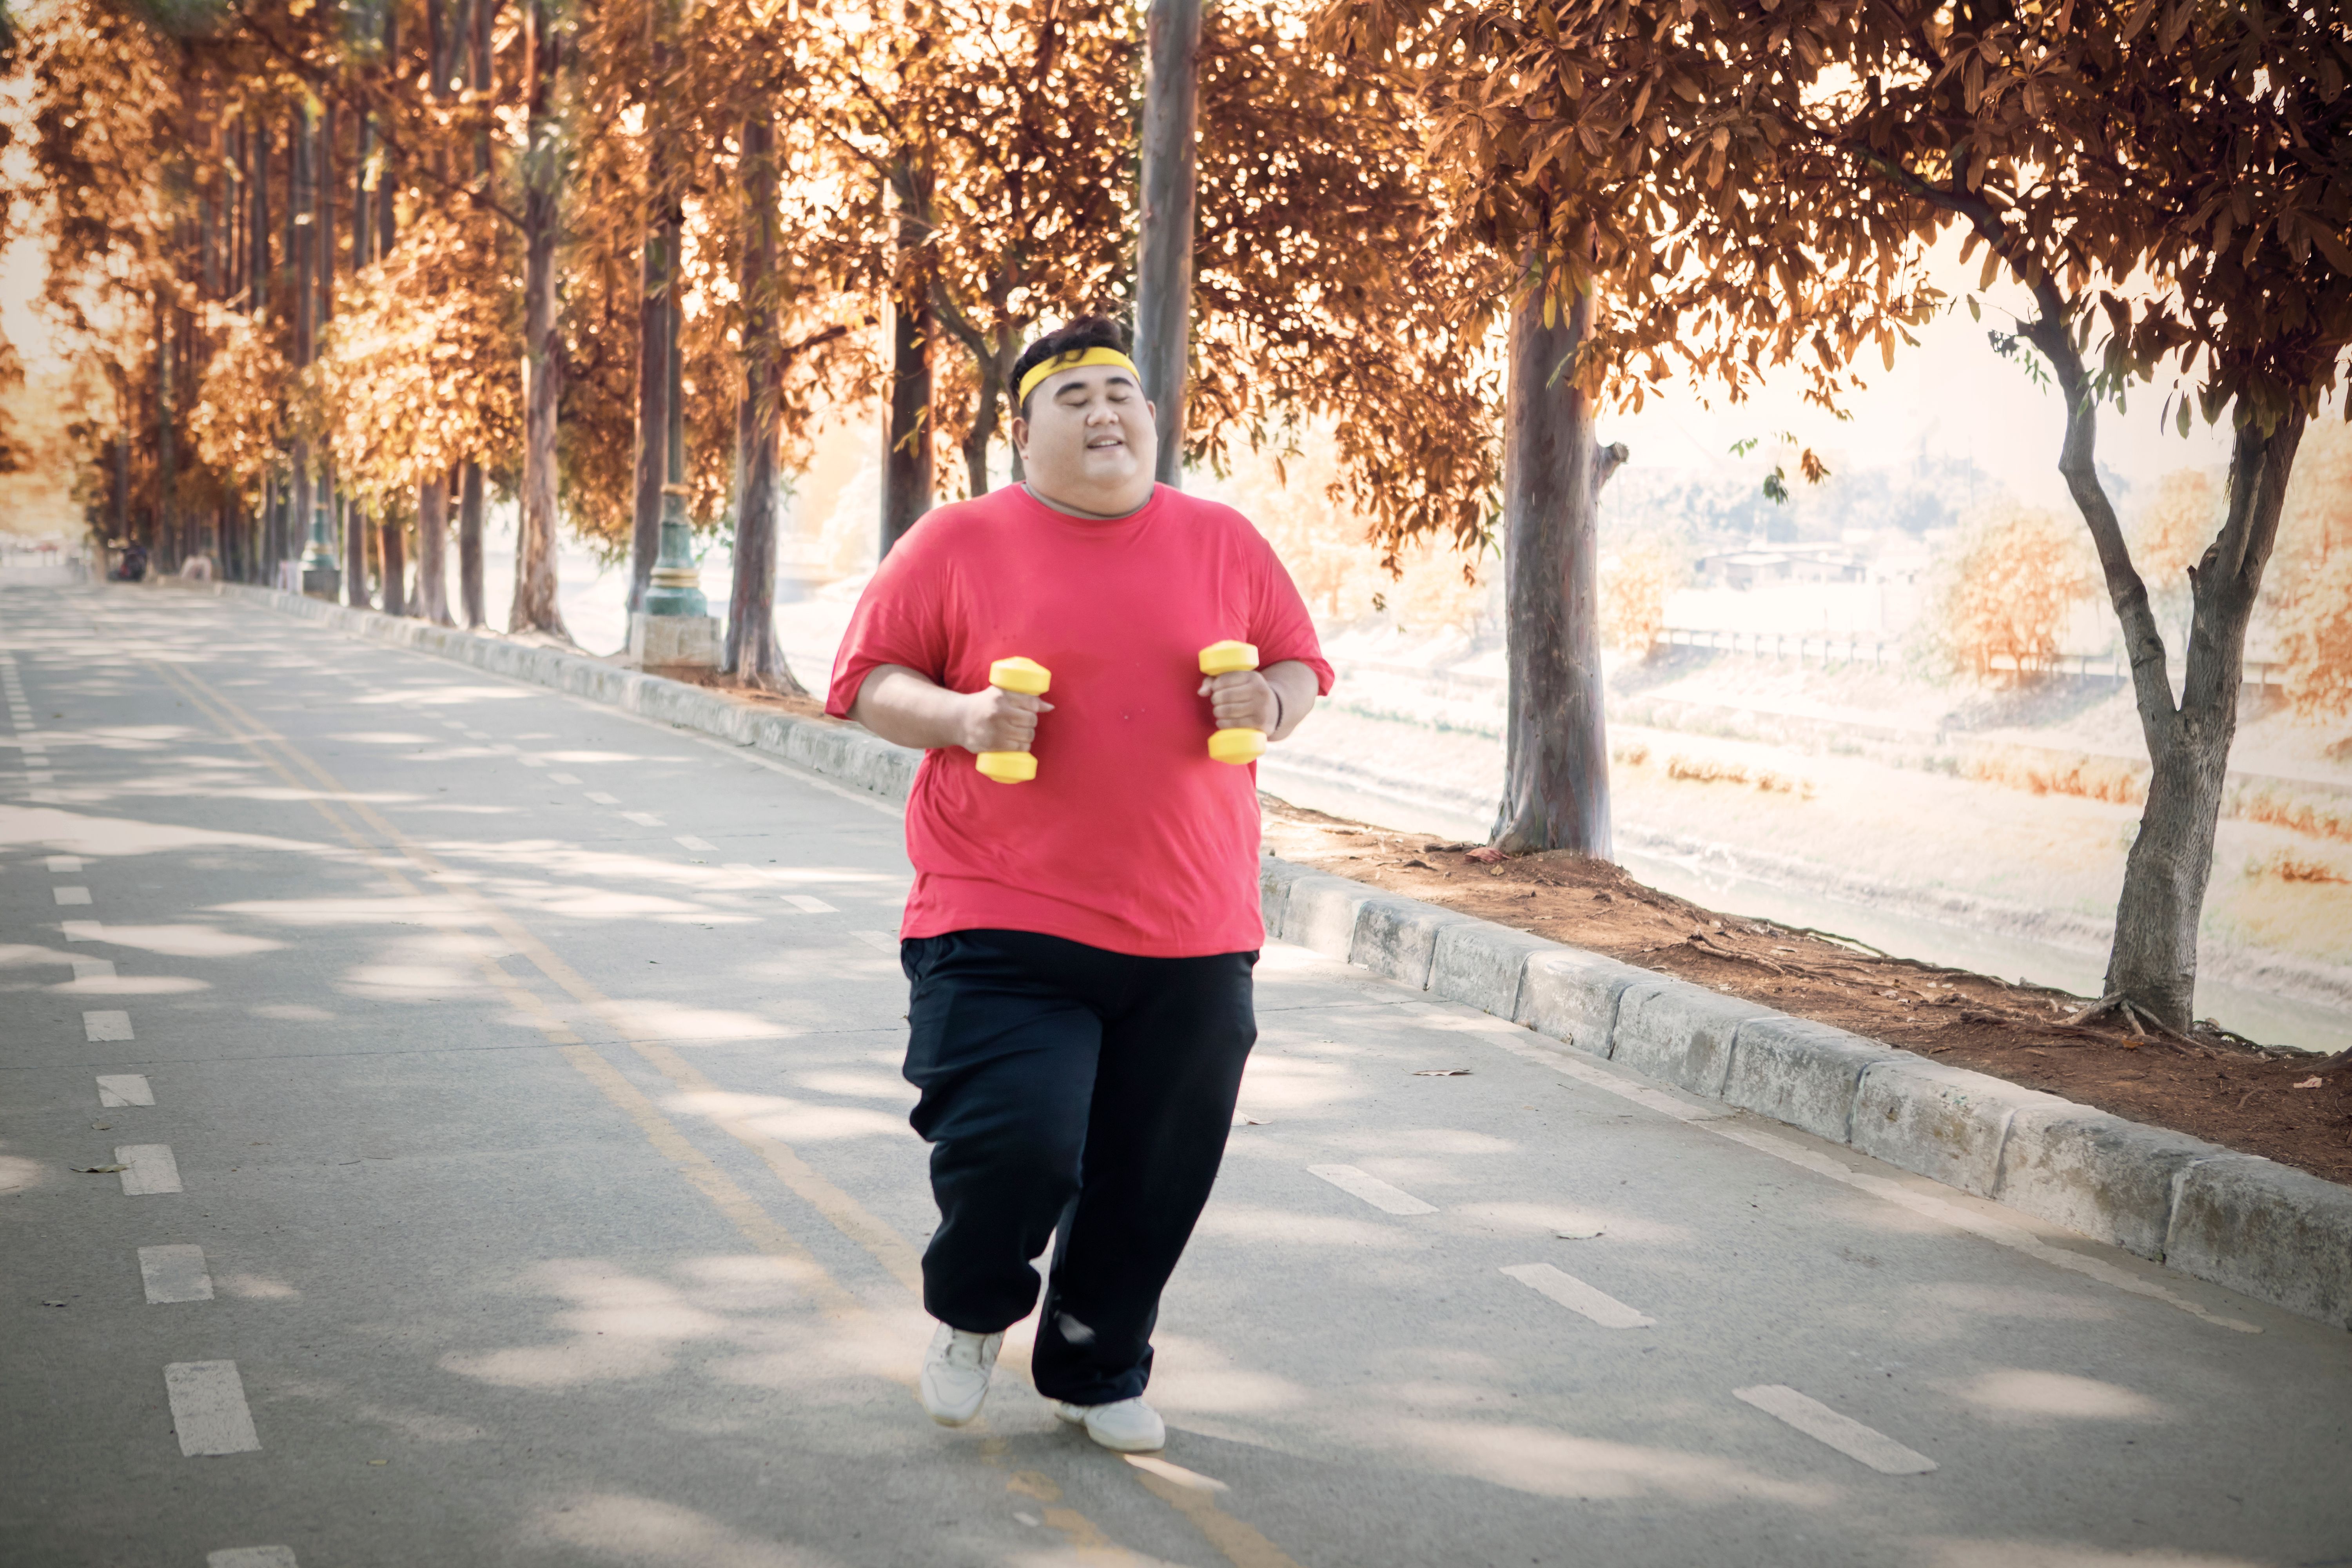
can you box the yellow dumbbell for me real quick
[974,656,1051,783]
[1199,641,1267,765]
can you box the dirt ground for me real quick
[1261,798,2352,1186]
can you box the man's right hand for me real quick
[848,664,1058,756]
[959,686,1053,755]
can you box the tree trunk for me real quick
[354,110,374,269]
[260,468,279,578]
[288,447,312,587]
[317,98,335,322]
[416,472,452,622]
[959,353,1003,501]
[2105,416,2301,1028]
[724,113,806,695]
[287,102,322,590]
[345,496,370,606]
[459,1,494,631]
[628,212,675,612]
[377,7,399,255]
[2022,294,2303,1033]
[627,8,678,613]
[1135,0,1201,488]
[458,461,486,626]
[1491,278,1611,857]
[879,166,933,557]
[381,510,408,617]
[156,299,176,571]
[114,407,130,543]
[510,0,570,639]
[470,0,497,180]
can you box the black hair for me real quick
[1012,315,1133,417]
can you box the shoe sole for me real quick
[922,1385,988,1427]
[1050,1404,1164,1452]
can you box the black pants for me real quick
[900,929,1258,1406]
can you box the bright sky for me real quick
[1595,230,2238,512]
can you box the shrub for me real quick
[1600,548,1677,654]
[1935,502,2092,680]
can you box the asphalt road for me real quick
[4,579,2348,1568]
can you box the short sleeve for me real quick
[825,521,957,720]
[1244,527,1336,696]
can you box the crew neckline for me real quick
[1016,481,1165,526]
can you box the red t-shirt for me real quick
[826,482,1332,957]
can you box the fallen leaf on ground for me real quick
[1554,1226,1604,1240]
[2293,1076,2325,1089]
[71,1165,127,1174]
[1464,846,1507,864]
[42,1299,66,1307]
[1412,1068,1472,1077]
[1232,1113,1266,1126]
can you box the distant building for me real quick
[1693,543,1866,590]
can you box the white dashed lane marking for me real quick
[852,930,900,953]
[675,835,716,852]
[164,1361,261,1455]
[1499,1263,1656,1328]
[1307,1164,1437,1216]
[83,1010,133,1042]
[71,956,116,982]
[53,886,91,905]
[97,1074,154,1107]
[585,792,620,805]
[1734,1384,1938,1475]
[780,894,838,913]
[46,855,82,872]
[62,919,102,941]
[117,1145,183,1195]
[209,1550,299,1568]
[621,811,665,827]
[140,1245,215,1303]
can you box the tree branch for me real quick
[223,2,526,232]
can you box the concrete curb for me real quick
[171,577,2352,1333]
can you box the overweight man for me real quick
[826,316,1330,1453]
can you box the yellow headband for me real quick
[1016,346,1140,406]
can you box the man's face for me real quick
[1011,365,1158,517]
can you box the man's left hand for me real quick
[1198,670,1278,733]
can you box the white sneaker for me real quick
[1050,1396,1166,1453]
[919,1323,1002,1426]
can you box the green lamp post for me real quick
[299,494,339,598]
[640,483,707,616]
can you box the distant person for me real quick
[828,316,1330,1453]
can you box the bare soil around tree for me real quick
[1261,797,2352,1185]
